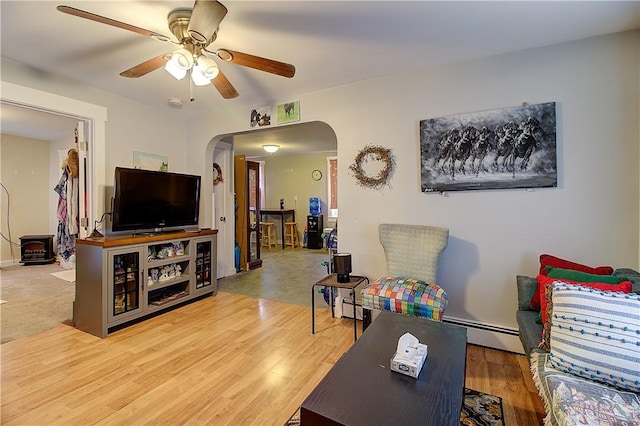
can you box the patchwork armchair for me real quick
[361,223,450,330]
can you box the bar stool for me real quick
[261,222,277,248]
[284,222,300,249]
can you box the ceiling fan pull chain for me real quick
[189,70,195,102]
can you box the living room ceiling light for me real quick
[197,56,219,80]
[190,64,212,86]
[263,145,279,153]
[165,48,219,87]
[164,60,187,80]
[171,48,194,70]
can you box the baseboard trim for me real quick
[443,316,524,354]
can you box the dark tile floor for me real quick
[217,247,333,307]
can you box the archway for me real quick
[205,121,338,278]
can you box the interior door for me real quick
[213,143,233,278]
[247,160,262,270]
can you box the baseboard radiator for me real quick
[443,316,524,355]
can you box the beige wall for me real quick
[258,152,336,241]
[1,134,50,263]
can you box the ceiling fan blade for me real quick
[187,0,228,45]
[57,5,170,41]
[211,69,239,99]
[216,49,295,78]
[120,55,169,78]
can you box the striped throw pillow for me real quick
[547,282,640,392]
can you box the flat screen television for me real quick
[112,167,201,233]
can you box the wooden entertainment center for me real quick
[74,229,217,338]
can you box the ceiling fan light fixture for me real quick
[262,145,280,154]
[197,56,219,79]
[191,65,212,86]
[171,48,194,70]
[165,60,187,80]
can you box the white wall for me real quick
[187,31,640,331]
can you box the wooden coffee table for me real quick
[300,311,468,426]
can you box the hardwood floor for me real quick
[1,291,545,425]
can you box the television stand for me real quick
[74,229,217,338]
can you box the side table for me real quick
[312,274,369,341]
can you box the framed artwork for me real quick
[420,102,557,192]
[133,151,168,172]
[276,100,300,124]
[250,106,271,128]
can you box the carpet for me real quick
[285,388,504,426]
[0,263,75,344]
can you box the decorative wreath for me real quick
[349,144,395,189]
[212,162,224,185]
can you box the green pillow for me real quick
[546,266,623,284]
[534,311,542,325]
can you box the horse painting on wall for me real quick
[420,102,557,192]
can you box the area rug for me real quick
[285,388,504,425]
[51,269,75,282]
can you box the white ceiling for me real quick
[1,0,639,154]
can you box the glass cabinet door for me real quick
[195,240,212,289]
[111,250,140,317]
[247,161,262,270]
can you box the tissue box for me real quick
[390,343,428,378]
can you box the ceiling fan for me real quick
[57,0,296,100]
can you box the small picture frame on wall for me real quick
[133,151,168,172]
[250,106,272,128]
[277,100,300,124]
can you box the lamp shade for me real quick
[333,253,352,283]
[197,56,219,79]
[171,48,194,70]
[191,65,211,86]
[164,60,187,80]
[262,145,279,153]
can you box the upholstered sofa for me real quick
[516,262,640,425]
[517,267,640,358]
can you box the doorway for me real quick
[0,82,107,265]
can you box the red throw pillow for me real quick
[537,275,632,327]
[530,254,615,309]
[538,254,613,276]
